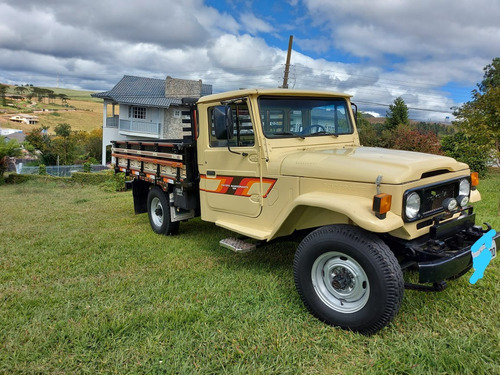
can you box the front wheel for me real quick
[293,225,404,335]
[147,186,179,235]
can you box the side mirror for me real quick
[214,106,234,140]
[351,102,358,126]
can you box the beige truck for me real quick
[112,88,498,335]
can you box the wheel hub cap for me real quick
[151,197,164,227]
[311,251,370,313]
[330,267,355,291]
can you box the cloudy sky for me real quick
[1,0,499,120]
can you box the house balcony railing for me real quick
[105,115,119,128]
[119,119,161,138]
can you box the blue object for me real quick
[469,229,496,284]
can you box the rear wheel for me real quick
[293,225,404,335]
[147,186,179,235]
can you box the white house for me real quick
[9,114,39,124]
[92,75,212,165]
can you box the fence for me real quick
[19,164,109,177]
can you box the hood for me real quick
[280,147,468,184]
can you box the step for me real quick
[219,237,256,253]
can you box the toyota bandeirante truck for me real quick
[112,88,498,335]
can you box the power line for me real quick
[354,99,453,114]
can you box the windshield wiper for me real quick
[273,131,305,139]
[310,131,338,137]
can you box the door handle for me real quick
[248,154,258,162]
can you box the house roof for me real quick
[9,114,38,119]
[5,132,25,143]
[92,75,212,108]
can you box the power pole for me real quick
[282,35,293,89]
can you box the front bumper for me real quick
[393,210,498,284]
[418,244,474,283]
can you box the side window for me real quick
[129,106,147,119]
[336,107,350,133]
[209,102,255,148]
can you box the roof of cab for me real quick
[197,88,352,104]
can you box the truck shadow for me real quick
[178,217,299,274]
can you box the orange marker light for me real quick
[373,193,392,219]
[470,172,479,187]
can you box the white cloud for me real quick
[207,34,281,73]
[295,37,332,54]
[0,0,497,121]
[304,0,498,71]
[239,12,275,35]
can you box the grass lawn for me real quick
[0,173,499,374]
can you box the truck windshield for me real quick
[258,97,353,138]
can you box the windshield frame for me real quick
[258,96,354,139]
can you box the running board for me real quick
[219,238,256,253]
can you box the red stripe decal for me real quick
[201,175,277,197]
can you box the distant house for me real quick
[92,75,212,165]
[9,114,38,124]
[0,127,25,142]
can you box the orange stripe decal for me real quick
[201,175,277,197]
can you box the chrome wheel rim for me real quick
[150,197,164,227]
[311,251,370,313]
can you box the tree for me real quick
[14,86,28,97]
[0,136,22,178]
[31,87,44,103]
[25,126,57,165]
[58,93,69,105]
[48,91,57,104]
[84,128,103,161]
[0,84,8,106]
[25,124,101,166]
[53,123,77,165]
[441,132,490,176]
[451,57,500,171]
[385,97,409,131]
[356,112,379,146]
[477,57,500,93]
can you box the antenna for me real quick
[281,35,293,89]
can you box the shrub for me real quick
[358,123,443,155]
[5,174,71,185]
[392,124,443,155]
[39,164,47,175]
[441,132,491,176]
[5,174,35,184]
[71,170,125,191]
[83,162,92,173]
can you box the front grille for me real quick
[420,182,459,216]
[403,178,466,222]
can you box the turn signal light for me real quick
[470,172,479,188]
[373,193,392,219]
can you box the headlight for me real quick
[459,178,471,196]
[457,195,469,208]
[405,192,421,220]
[442,197,458,211]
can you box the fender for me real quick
[269,191,404,240]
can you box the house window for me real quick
[129,106,147,119]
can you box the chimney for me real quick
[165,76,203,99]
